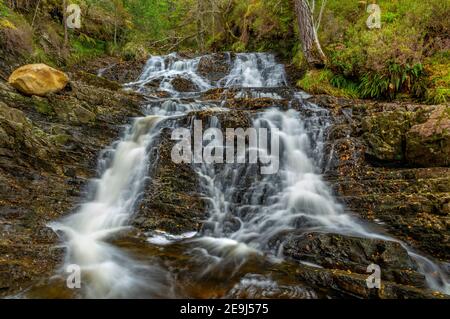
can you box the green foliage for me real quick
[69,36,107,64]
[297,69,359,98]
[382,12,399,24]
[2,0,447,104]
[223,0,295,56]
[424,52,450,104]
[0,1,9,17]
[314,0,449,101]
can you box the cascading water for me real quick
[46,52,449,298]
[49,115,169,298]
[219,53,287,88]
[197,108,368,250]
[128,53,212,95]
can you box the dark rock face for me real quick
[282,232,425,287]
[133,109,253,235]
[170,76,199,92]
[133,126,206,234]
[197,53,232,83]
[74,57,147,84]
[311,95,450,261]
[0,73,142,296]
[292,264,438,299]
[406,105,450,167]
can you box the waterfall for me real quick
[219,53,287,87]
[49,52,449,298]
[197,108,368,249]
[50,116,169,298]
[128,53,211,95]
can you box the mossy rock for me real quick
[406,105,450,167]
[362,110,414,162]
[71,71,122,91]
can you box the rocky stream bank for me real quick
[0,54,448,298]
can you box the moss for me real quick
[297,69,359,98]
[122,41,149,61]
[51,134,71,145]
[66,37,108,66]
[362,111,416,162]
[0,18,15,29]
[424,52,450,104]
[317,0,448,101]
[33,98,54,116]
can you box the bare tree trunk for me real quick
[196,0,205,51]
[294,0,327,67]
[63,0,68,50]
[114,7,118,47]
[31,0,41,28]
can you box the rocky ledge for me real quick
[0,55,448,298]
[313,96,450,261]
[0,70,143,296]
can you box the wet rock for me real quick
[84,58,147,84]
[224,97,289,110]
[361,110,412,162]
[170,76,198,92]
[134,109,253,235]
[134,126,206,234]
[406,105,450,167]
[197,53,232,83]
[284,63,306,87]
[190,108,252,129]
[282,232,425,287]
[315,97,450,260]
[8,64,69,96]
[293,265,439,299]
[144,79,161,88]
[70,71,122,91]
[0,71,143,296]
[225,274,317,299]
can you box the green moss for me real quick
[319,0,448,101]
[67,36,108,65]
[424,52,450,104]
[33,98,54,115]
[51,134,71,145]
[0,2,10,17]
[297,69,359,98]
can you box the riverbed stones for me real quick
[170,76,198,92]
[282,232,425,287]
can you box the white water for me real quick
[128,53,212,94]
[50,52,449,297]
[219,53,287,87]
[50,116,169,298]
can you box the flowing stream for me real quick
[31,52,449,298]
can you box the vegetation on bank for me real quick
[0,0,448,103]
[307,0,450,103]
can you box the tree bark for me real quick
[63,0,68,50]
[294,0,327,67]
[31,0,41,28]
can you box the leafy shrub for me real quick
[0,16,33,57]
[314,0,449,100]
[297,69,358,98]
